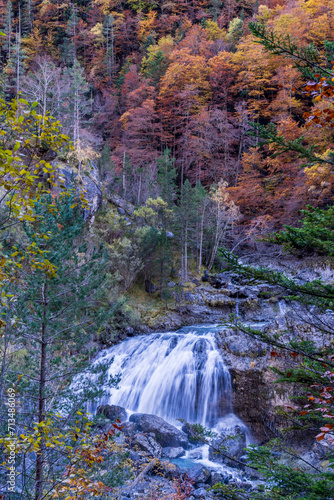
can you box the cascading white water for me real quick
[74,324,240,430]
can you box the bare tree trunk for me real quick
[184,222,188,283]
[35,283,47,500]
[198,208,205,274]
[122,151,126,200]
[0,311,11,404]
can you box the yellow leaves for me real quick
[204,20,226,41]
[138,11,157,42]
[90,23,104,45]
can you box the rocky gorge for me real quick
[69,259,334,499]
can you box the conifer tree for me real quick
[2,192,113,499]
[176,180,196,283]
[3,0,12,59]
[156,148,177,207]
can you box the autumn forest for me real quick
[2,0,334,232]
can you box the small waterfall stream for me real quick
[70,324,253,476]
[75,325,243,432]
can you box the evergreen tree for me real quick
[156,148,177,207]
[194,182,209,274]
[1,192,113,498]
[21,0,32,35]
[3,0,12,59]
[66,59,90,147]
[103,14,115,83]
[175,180,197,283]
[216,23,334,500]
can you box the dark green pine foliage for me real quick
[269,205,334,256]
[176,179,197,283]
[1,192,118,500]
[6,192,114,418]
[156,148,177,207]
[215,21,334,500]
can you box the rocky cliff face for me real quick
[134,268,333,445]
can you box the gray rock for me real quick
[181,422,205,446]
[209,425,246,466]
[132,433,162,457]
[187,464,211,484]
[81,165,102,218]
[97,404,127,422]
[193,488,210,498]
[162,447,185,459]
[210,472,225,485]
[129,413,188,448]
[201,271,210,282]
[117,207,126,215]
[167,281,176,288]
[184,291,193,302]
[166,231,174,238]
[122,421,136,436]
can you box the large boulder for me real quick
[97,404,127,422]
[162,447,185,459]
[209,425,246,467]
[187,464,211,485]
[132,433,162,458]
[129,413,189,449]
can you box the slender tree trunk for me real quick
[122,151,126,200]
[184,222,188,283]
[208,209,220,271]
[198,208,205,274]
[111,25,114,80]
[137,174,141,205]
[35,283,47,500]
[0,311,11,404]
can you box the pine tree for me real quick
[103,14,115,84]
[175,180,197,283]
[2,192,113,498]
[156,148,177,207]
[21,0,32,35]
[217,23,334,500]
[66,59,90,150]
[3,0,12,59]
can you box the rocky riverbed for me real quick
[96,406,259,500]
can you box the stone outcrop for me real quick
[209,424,247,466]
[129,413,189,449]
[97,404,127,422]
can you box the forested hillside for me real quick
[1,0,333,232]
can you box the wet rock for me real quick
[209,425,246,466]
[181,422,202,445]
[97,404,127,422]
[187,464,211,484]
[129,413,188,448]
[193,488,210,499]
[224,336,266,358]
[201,271,210,282]
[209,472,225,485]
[132,433,162,458]
[122,421,136,436]
[192,339,208,370]
[162,447,185,459]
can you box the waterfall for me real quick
[74,325,239,430]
